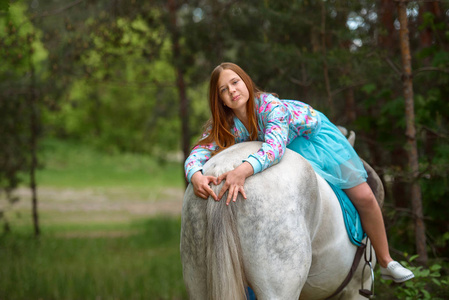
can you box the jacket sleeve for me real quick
[184,127,217,182]
[243,97,289,174]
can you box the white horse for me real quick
[181,141,378,300]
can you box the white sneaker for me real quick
[380,261,415,283]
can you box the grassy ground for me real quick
[0,139,187,299]
[35,138,184,189]
[1,218,186,300]
[4,138,185,232]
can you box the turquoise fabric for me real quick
[328,182,366,246]
[247,287,256,300]
[287,111,367,189]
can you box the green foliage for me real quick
[0,2,48,230]
[0,3,48,73]
[41,9,182,154]
[413,37,449,260]
[0,0,8,12]
[377,255,449,300]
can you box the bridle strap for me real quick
[325,242,367,300]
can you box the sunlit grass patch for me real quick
[34,138,185,189]
[2,138,185,234]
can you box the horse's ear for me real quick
[347,130,356,147]
[337,125,347,136]
[337,126,356,147]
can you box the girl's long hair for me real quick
[198,62,261,154]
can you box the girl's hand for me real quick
[191,171,218,200]
[217,162,254,205]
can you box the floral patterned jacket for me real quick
[184,93,321,182]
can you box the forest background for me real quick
[1,0,449,299]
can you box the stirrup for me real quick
[359,239,375,298]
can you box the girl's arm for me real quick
[243,96,290,174]
[184,143,215,182]
[184,140,219,200]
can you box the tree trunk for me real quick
[378,0,396,51]
[397,0,427,265]
[418,4,432,49]
[29,33,40,237]
[167,0,190,187]
[320,1,333,118]
[344,88,356,123]
[418,1,443,65]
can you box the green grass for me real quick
[0,218,187,300]
[1,139,187,299]
[35,138,185,189]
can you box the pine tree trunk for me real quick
[378,0,396,51]
[320,1,333,118]
[397,0,428,265]
[29,33,40,237]
[167,0,190,187]
[344,84,356,123]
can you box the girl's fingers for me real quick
[206,176,218,185]
[225,187,234,205]
[226,186,239,205]
[225,186,247,205]
[216,178,247,204]
[217,172,228,184]
[218,182,229,200]
[240,187,247,199]
[195,187,209,199]
[205,185,218,201]
[232,188,239,203]
[196,192,206,199]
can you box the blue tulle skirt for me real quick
[287,112,367,189]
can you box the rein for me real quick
[325,238,375,299]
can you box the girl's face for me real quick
[217,69,250,115]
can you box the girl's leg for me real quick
[344,182,414,283]
[344,182,392,268]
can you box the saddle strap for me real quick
[325,243,366,300]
